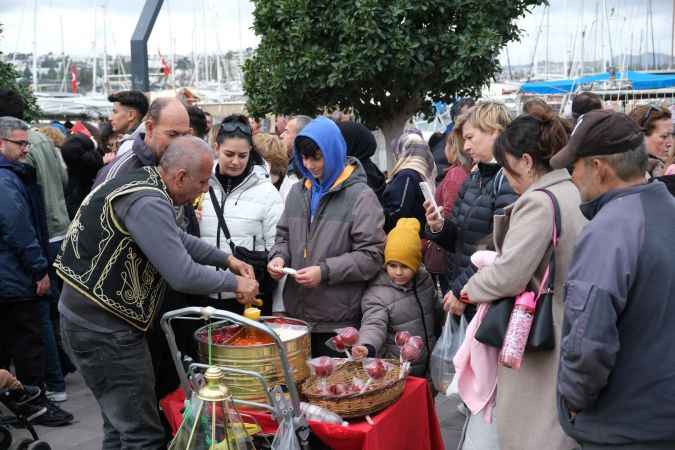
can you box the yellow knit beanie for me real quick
[385,218,422,271]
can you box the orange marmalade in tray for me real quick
[195,317,307,347]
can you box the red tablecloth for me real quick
[160,376,444,450]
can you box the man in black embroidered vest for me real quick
[56,136,259,449]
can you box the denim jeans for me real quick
[38,298,65,392]
[61,317,165,450]
[47,240,75,376]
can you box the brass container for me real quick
[195,317,311,406]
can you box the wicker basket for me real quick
[300,359,406,419]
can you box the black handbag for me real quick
[474,189,560,352]
[208,187,276,301]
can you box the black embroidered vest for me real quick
[55,167,171,331]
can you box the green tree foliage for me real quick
[243,0,543,146]
[0,24,41,121]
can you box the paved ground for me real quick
[6,373,464,449]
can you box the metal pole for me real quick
[130,0,164,92]
[103,2,109,96]
[671,0,675,69]
[32,0,38,93]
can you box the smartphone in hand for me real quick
[419,181,441,220]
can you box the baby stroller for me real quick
[0,386,51,450]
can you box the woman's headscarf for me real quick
[390,128,438,194]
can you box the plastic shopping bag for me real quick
[270,386,302,450]
[430,313,467,395]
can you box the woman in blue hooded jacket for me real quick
[268,117,386,356]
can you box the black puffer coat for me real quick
[427,162,518,298]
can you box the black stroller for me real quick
[0,386,51,450]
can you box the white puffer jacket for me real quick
[200,164,283,297]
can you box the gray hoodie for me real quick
[269,158,385,332]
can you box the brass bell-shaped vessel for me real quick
[169,366,256,450]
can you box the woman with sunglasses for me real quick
[628,104,673,177]
[199,114,284,313]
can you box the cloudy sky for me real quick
[0,0,673,66]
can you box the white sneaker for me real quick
[45,391,67,402]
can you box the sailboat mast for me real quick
[102,2,109,96]
[671,0,675,69]
[545,5,550,79]
[60,15,67,92]
[32,0,38,92]
[593,2,599,72]
[602,0,614,69]
[203,0,208,84]
[648,0,656,69]
[237,0,244,79]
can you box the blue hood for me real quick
[294,117,347,217]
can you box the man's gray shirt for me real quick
[59,191,237,332]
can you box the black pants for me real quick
[0,300,46,386]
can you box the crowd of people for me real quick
[0,86,674,450]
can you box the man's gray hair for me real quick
[0,116,29,139]
[160,135,212,173]
[585,142,648,182]
[291,115,312,133]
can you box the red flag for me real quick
[70,64,78,94]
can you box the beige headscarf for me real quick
[389,129,438,193]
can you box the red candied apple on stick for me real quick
[308,356,336,394]
[361,358,390,393]
[399,340,422,379]
[395,331,411,347]
[327,327,360,359]
[406,335,424,351]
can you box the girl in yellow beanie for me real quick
[352,218,441,376]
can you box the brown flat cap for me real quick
[550,109,644,169]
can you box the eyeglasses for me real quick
[218,121,252,136]
[641,105,661,128]
[1,138,30,148]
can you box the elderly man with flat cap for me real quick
[55,136,259,449]
[554,110,675,449]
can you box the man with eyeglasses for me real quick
[0,116,74,427]
[0,88,74,410]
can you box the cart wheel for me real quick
[26,441,51,450]
[15,438,33,450]
[0,426,11,450]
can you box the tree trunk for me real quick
[379,111,410,171]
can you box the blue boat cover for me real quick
[519,71,675,94]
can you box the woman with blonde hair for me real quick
[428,113,473,290]
[382,129,437,232]
[253,132,289,190]
[425,101,517,320]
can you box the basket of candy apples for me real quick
[300,328,420,418]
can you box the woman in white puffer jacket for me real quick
[199,115,283,313]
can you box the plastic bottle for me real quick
[499,292,536,369]
[299,402,348,426]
